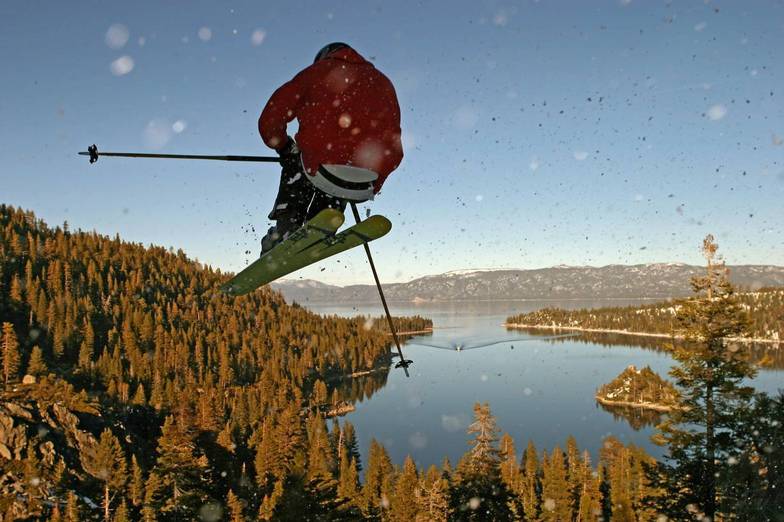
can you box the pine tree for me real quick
[337,453,360,507]
[254,417,278,488]
[391,456,420,521]
[129,455,144,507]
[329,417,342,463]
[151,415,210,516]
[10,275,23,302]
[306,413,335,482]
[313,378,328,405]
[226,489,244,522]
[275,400,305,478]
[216,422,236,454]
[142,472,161,522]
[418,465,452,522]
[499,432,523,519]
[26,345,47,376]
[576,450,602,522]
[258,478,284,521]
[362,438,394,516]
[605,443,635,522]
[81,428,127,521]
[654,235,755,520]
[305,414,341,515]
[463,403,501,477]
[540,447,572,521]
[452,403,511,520]
[499,433,519,490]
[52,323,65,359]
[343,421,362,472]
[77,340,92,373]
[723,392,784,518]
[131,383,146,406]
[23,443,43,514]
[1,322,20,388]
[520,440,539,520]
[565,435,582,511]
[65,490,80,522]
[112,500,129,522]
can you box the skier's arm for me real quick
[258,68,312,150]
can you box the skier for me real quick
[258,42,404,255]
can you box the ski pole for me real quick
[78,144,280,164]
[349,202,412,377]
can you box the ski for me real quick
[221,209,344,296]
[300,214,391,264]
[221,211,391,296]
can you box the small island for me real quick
[596,365,680,412]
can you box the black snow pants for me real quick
[268,160,346,235]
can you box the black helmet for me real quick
[314,42,349,63]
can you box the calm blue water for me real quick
[307,300,784,469]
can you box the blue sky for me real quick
[1,0,782,285]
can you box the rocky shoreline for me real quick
[505,323,783,346]
[594,396,676,413]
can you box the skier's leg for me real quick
[305,189,347,222]
[261,162,316,254]
[268,163,313,228]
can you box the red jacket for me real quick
[259,47,403,193]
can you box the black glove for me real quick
[276,137,301,172]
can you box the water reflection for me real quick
[517,328,784,370]
[596,402,664,431]
[328,365,390,406]
[407,333,577,352]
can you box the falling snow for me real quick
[198,27,212,41]
[251,29,266,46]
[105,24,129,49]
[109,55,134,76]
[143,119,173,149]
[706,104,728,121]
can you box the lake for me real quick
[306,300,784,470]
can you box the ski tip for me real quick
[367,215,392,235]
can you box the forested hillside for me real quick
[0,204,428,519]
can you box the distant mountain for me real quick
[271,264,784,303]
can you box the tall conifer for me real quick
[453,403,511,520]
[362,438,394,516]
[655,235,755,519]
[540,447,572,521]
[390,456,420,521]
[1,322,20,388]
[226,489,244,522]
[81,428,127,521]
[520,440,540,520]
[26,345,47,376]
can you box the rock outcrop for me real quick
[0,389,102,519]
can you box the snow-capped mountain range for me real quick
[270,264,784,303]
